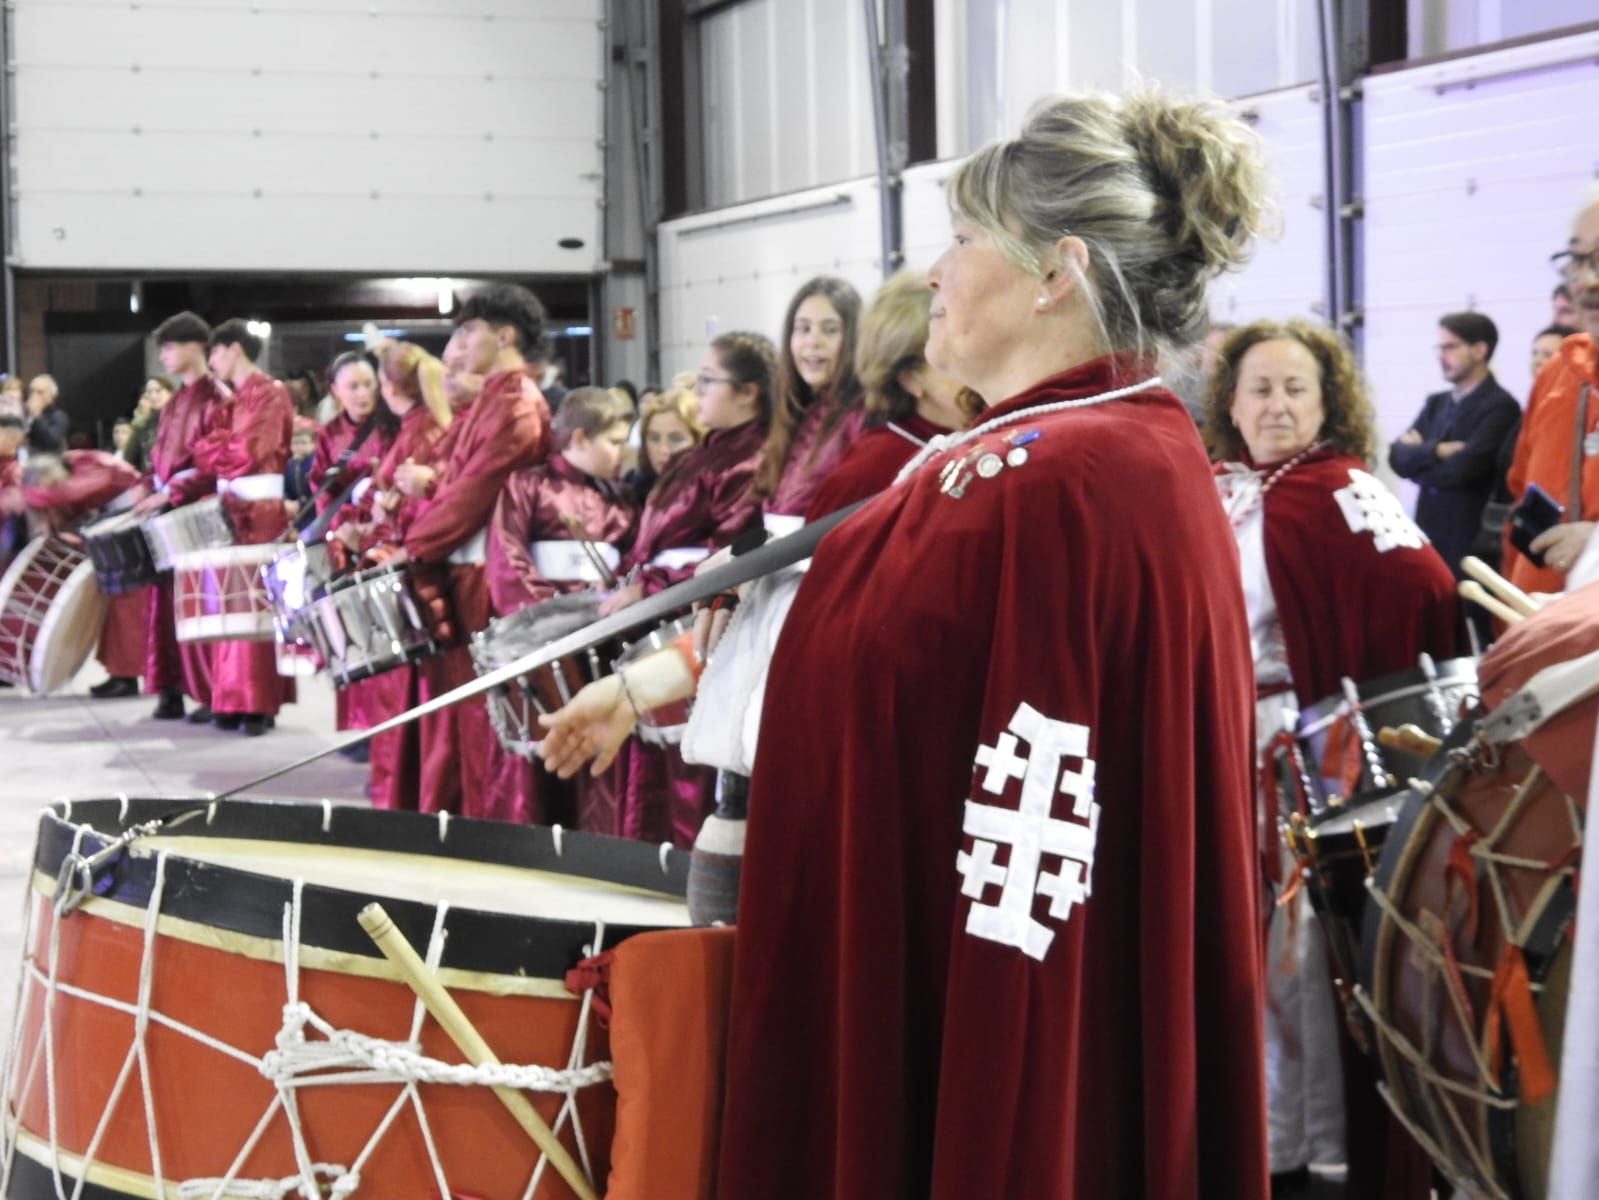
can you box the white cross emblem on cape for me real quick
[1333,468,1428,552]
[956,702,1099,962]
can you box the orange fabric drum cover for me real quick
[604,926,734,1200]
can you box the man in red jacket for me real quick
[390,284,551,816]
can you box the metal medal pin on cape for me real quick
[1006,429,1040,469]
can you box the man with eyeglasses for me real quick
[1503,186,1599,594]
[1390,311,1520,579]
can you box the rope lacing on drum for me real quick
[1,854,615,1200]
[261,1002,614,1093]
[176,1163,357,1200]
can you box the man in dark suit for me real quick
[1389,311,1522,576]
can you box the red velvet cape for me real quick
[1255,450,1460,707]
[720,357,1268,1199]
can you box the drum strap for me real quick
[296,413,380,533]
[1485,944,1557,1104]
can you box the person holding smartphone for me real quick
[1505,184,1599,591]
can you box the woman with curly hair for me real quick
[1206,318,1456,1198]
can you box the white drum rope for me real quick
[0,839,616,1200]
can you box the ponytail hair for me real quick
[380,341,452,429]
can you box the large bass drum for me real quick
[3,798,732,1200]
[1359,711,1581,1200]
[0,536,106,693]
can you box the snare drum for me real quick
[310,563,436,686]
[80,511,159,595]
[1359,713,1581,1200]
[472,593,610,760]
[1294,655,1478,808]
[613,617,695,745]
[0,536,107,693]
[261,539,335,646]
[172,544,279,643]
[144,495,232,572]
[6,798,729,1200]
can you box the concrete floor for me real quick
[0,663,370,1039]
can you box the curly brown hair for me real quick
[1201,319,1377,464]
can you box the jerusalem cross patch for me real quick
[1333,468,1427,552]
[956,702,1099,962]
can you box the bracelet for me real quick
[616,666,644,719]
[671,631,706,681]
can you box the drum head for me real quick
[30,559,107,693]
[0,535,44,616]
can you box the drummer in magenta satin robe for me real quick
[399,286,551,817]
[309,353,396,735]
[21,449,146,685]
[339,342,451,813]
[192,321,295,731]
[593,336,775,846]
[484,387,638,825]
[137,312,225,719]
[752,276,870,532]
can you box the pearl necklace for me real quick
[894,375,1163,485]
[1222,440,1329,527]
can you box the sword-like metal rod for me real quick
[214,503,863,800]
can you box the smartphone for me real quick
[1508,482,1565,567]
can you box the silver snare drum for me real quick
[144,496,232,572]
[310,564,436,687]
[472,592,610,760]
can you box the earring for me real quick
[1036,295,1048,309]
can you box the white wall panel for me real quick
[1362,30,1599,445]
[1209,86,1327,326]
[656,178,884,378]
[935,0,1321,159]
[698,0,874,209]
[904,86,1327,326]
[10,0,604,273]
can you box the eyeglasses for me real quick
[1550,247,1599,279]
[693,373,735,391]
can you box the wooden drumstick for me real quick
[1459,580,1522,627]
[560,514,620,589]
[1377,724,1443,757]
[357,904,600,1200]
[1460,556,1539,617]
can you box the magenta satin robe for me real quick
[481,455,637,825]
[762,395,869,517]
[402,367,550,818]
[191,371,295,717]
[144,374,227,704]
[312,410,396,732]
[356,405,447,812]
